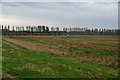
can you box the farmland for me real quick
[2,35,119,78]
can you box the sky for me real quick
[0,0,119,29]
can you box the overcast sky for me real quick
[0,0,118,29]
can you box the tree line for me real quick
[0,25,119,35]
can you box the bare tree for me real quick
[56,27,59,32]
[51,27,55,31]
[12,26,15,31]
[31,27,33,32]
[8,25,10,31]
[38,25,42,32]
[46,26,49,32]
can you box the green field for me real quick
[2,35,119,78]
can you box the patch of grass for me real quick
[2,40,118,78]
[2,35,119,78]
[9,36,58,46]
[8,36,118,56]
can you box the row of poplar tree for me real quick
[0,25,119,35]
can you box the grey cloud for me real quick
[1,2,118,29]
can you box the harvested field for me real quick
[2,35,119,78]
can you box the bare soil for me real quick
[3,38,68,54]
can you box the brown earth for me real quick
[3,38,68,55]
